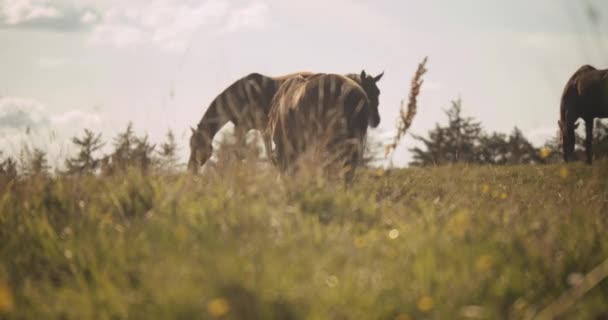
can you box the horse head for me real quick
[358,70,383,128]
[188,126,213,174]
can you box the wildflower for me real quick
[325,275,339,288]
[475,254,494,272]
[388,229,399,240]
[447,211,470,238]
[481,184,490,194]
[539,147,551,159]
[207,298,230,317]
[500,192,508,200]
[354,236,366,249]
[0,282,14,312]
[417,295,434,312]
[64,249,73,260]
[559,167,569,179]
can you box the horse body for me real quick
[559,65,608,163]
[267,72,382,182]
[187,70,383,173]
[188,72,312,173]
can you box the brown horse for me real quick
[267,71,382,182]
[188,71,382,173]
[188,72,312,173]
[559,65,608,164]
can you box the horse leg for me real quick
[342,138,363,186]
[232,126,248,161]
[585,118,594,164]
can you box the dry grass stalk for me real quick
[385,56,428,160]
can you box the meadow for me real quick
[0,159,607,319]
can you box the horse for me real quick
[267,71,382,183]
[188,72,313,173]
[187,71,383,173]
[559,64,608,164]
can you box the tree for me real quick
[503,127,541,164]
[0,153,18,183]
[65,129,105,175]
[20,147,50,178]
[410,99,483,166]
[157,129,179,170]
[132,135,156,173]
[111,122,137,172]
[102,123,157,174]
[477,132,509,165]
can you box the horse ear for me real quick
[374,71,384,82]
[360,70,367,79]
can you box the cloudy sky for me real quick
[1,0,607,167]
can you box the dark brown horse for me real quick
[267,71,382,182]
[559,65,608,163]
[188,72,312,173]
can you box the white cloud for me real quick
[525,125,559,146]
[88,0,269,52]
[0,96,105,160]
[0,0,101,31]
[0,0,61,25]
[51,110,102,127]
[80,10,97,24]
[0,96,49,129]
[89,23,146,48]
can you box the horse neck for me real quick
[197,100,230,142]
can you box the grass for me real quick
[0,160,607,319]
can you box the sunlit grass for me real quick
[0,160,607,319]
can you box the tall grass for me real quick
[0,159,607,319]
[385,56,428,163]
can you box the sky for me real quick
[1,0,608,167]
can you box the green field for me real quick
[1,161,607,319]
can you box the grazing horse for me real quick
[188,72,313,173]
[187,71,383,173]
[267,71,382,182]
[559,65,608,163]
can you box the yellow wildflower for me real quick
[447,211,470,238]
[354,236,366,249]
[481,184,490,194]
[475,254,494,272]
[539,147,551,159]
[559,167,569,179]
[207,298,230,317]
[417,295,434,312]
[0,282,14,312]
